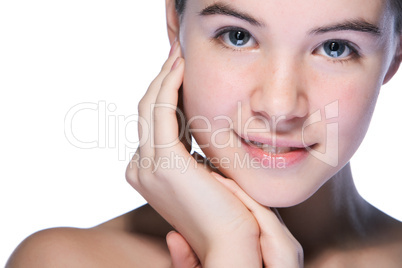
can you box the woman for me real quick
[7,0,402,267]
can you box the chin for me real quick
[258,194,313,208]
[247,185,317,208]
[224,167,331,208]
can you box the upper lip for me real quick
[237,133,314,149]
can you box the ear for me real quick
[166,0,180,45]
[383,35,402,85]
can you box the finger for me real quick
[153,56,186,153]
[129,42,181,187]
[143,40,181,105]
[125,148,140,188]
[210,173,303,267]
[167,231,201,268]
[138,40,182,159]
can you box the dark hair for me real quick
[390,0,402,34]
[175,0,402,34]
[175,0,186,16]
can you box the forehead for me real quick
[185,0,391,31]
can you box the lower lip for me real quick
[241,139,309,168]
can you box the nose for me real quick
[250,58,308,122]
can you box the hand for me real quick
[167,172,304,268]
[126,41,261,267]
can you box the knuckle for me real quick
[148,77,162,91]
[138,97,149,114]
[137,168,151,184]
[295,241,304,256]
[292,241,304,266]
[125,160,141,188]
[154,102,177,119]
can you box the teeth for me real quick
[247,140,294,154]
[249,140,264,147]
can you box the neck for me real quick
[276,163,371,259]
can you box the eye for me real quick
[315,40,357,59]
[215,27,257,49]
[226,30,251,46]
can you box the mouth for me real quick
[238,135,314,168]
[242,135,313,154]
[246,140,300,155]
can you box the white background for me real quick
[1,1,401,266]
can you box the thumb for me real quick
[166,231,201,268]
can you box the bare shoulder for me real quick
[311,210,402,267]
[346,209,402,267]
[377,214,402,262]
[6,204,174,268]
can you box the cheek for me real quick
[340,75,379,133]
[341,81,379,159]
[182,54,228,147]
[311,71,381,161]
[182,49,252,123]
[336,56,387,144]
[182,48,259,152]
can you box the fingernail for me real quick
[167,230,177,236]
[171,57,182,70]
[169,39,178,57]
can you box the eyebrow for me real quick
[309,20,382,36]
[199,3,264,27]
[199,3,382,37]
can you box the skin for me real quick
[180,0,397,207]
[6,0,402,267]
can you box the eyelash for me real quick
[213,27,361,64]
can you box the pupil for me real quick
[324,41,346,58]
[229,30,250,46]
[329,42,339,51]
[236,31,245,41]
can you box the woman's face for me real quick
[177,0,400,207]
